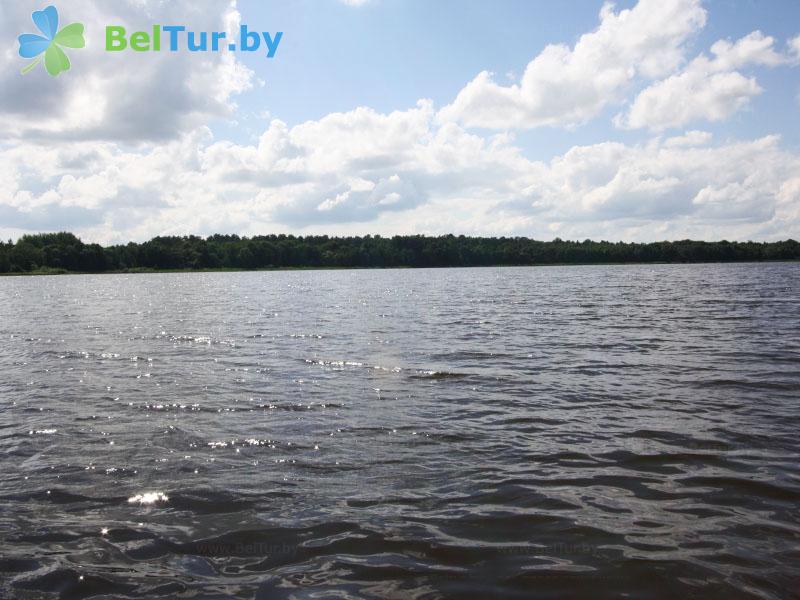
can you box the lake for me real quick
[1,264,799,599]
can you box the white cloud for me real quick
[663,130,713,148]
[1,0,798,245]
[549,135,790,224]
[618,31,787,131]
[0,1,254,143]
[790,35,800,62]
[2,97,799,244]
[438,0,706,129]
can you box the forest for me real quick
[1,232,798,274]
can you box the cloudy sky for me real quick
[1,0,799,244]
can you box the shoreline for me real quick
[2,259,798,277]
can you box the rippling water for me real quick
[1,264,799,599]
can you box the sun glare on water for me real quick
[127,492,169,505]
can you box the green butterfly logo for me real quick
[18,5,85,76]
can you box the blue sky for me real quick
[0,0,799,243]
[222,0,800,154]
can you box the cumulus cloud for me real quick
[663,130,713,148]
[790,35,800,62]
[2,98,798,244]
[438,0,706,129]
[0,1,254,143]
[1,0,798,245]
[544,135,793,224]
[618,31,789,131]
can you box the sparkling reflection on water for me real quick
[1,264,799,599]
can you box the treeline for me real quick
[1,232,798,273]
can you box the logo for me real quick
[16,6,281,77]
[104,25,282,57]
[18,5,85,77]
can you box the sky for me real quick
[0,0,799,244]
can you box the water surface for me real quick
[1,264,799,599]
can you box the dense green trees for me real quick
[0,232,798,274]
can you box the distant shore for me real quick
[2,232,798,275]
[2,259,798,278]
